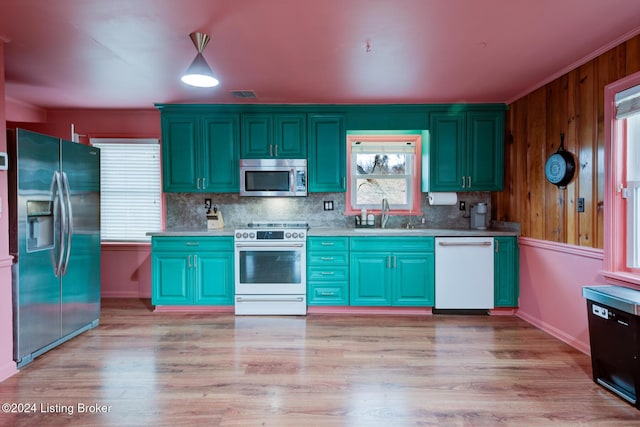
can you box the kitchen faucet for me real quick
[381,198,390,228]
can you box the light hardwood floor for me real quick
[0,298,638,426]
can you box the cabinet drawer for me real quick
[350,237,434,252]
[308,266,349,281]
[307,237,349,251]
[308,283,349,305]
[152,236,234,252]
[308,253,348,265]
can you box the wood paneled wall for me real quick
[492,34,640,249]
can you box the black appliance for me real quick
[583,285,640,408]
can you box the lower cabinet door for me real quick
[349,253,391,305]
[494,237,519,307]
[152,253,192,305]
[393,252,434,306]
[195,252,234,305]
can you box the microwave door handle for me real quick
[290,168,295,192]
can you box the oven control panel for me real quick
[234,229,306,241]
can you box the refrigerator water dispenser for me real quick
[26,200,54,252]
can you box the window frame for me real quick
[90,137,163,243]
[603,71,640,285]
[344,133,423,216]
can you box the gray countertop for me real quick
[308,227,519,237]
[147,228,235,237]
[148,225,519,238]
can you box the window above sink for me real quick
[345,132,425,216]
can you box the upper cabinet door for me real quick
[161,113,199,192]
[467,111,504,191]
[429,113,466,191]
[274,114,306,158]
[240,113,272,158]
[241,113,306,158]
[308,114,346,192]
[428,109,504,192]
[201,113,240,192]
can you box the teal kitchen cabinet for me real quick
[307,114,346,192]
[152,236,234,306]
[494,236,519,307]
[161,112,240,192]
[307,236,349,305]
[428,109,504,192]
[241,113,306,158]
[349,237,434,306]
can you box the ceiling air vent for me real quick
[230,90,257,99]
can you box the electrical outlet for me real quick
[204,198,212,210]
[323,200,334,211]
[459,201,466,211]
[577,197,585,213]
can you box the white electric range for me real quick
[234,221,308,315]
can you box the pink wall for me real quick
[0,41,19,381]
[101,244,152,298]
[516,238,606,355]
[5,97,47,123]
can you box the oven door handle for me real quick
[236,296,305,303]
[235,243,305,248]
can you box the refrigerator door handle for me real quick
[61,171,74,276]
[54,171,67,277]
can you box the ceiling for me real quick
[2,0,640,110]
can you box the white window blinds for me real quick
[615,84,640,119]
[91,138,161,242]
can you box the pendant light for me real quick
[181,32,219,87]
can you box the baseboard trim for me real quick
[307,306,433,315]
[517,310,590,355]
[153,305,235,313]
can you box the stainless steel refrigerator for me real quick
[8,128,101,367]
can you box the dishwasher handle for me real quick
[438,241,492,247]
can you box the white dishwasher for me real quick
[435,237,494,309]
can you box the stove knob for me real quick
[299,231,305,239]
[292,232,298,238]
[242,232,249,239]
[249,232,255,239]
[235,232,242,239]
[285,232,292,238]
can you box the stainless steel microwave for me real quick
[239,158,307,197]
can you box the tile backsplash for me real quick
[165,192,491,230]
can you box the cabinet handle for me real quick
[468,176,472,188]
[320,291,335,296]
[320,242,335,246]
[202,177,206,189]
[387,255,391,268]
[275,144,279,157]
[186,242,200,246]
[393,255,397,269]
[269,144,273,156]
[197,178,201,189]
[193,255,197,268]
[495,239,499,253]
[320,256,335,261]
[462,176,466,188]
[188,255,192,268]
[320,271,335,275]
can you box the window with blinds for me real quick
[91,138,161,242]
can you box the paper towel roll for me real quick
[427,192,457,206]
